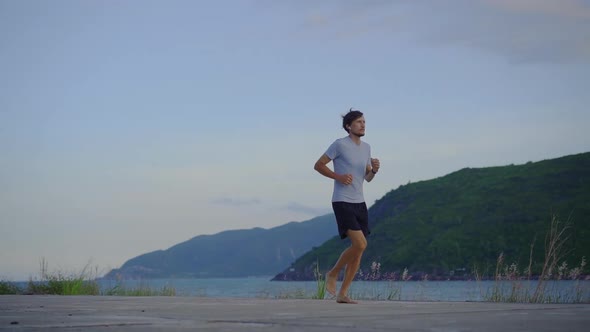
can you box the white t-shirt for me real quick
[325,136,372,203]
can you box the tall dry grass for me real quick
[481,214,588,303]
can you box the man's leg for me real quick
[336,230,366,302]
[325,230,367,299]
[326,246,356,295]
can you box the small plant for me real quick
[276,288,307,299]
[570,256,587,303]
[386,281,401,301]
[104,283,176,296]
[401,267,412,281]
[312,260,326,299]
[0,280,21,295]
[478,215,589,304]
[27,258,100,295]
[531,214,571,303]
[352,263,408,301]
[369,261,381,280]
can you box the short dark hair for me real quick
[342,108,363,133]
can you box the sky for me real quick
[1,0,589,281]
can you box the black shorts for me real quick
[332,201,370,239]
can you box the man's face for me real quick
[349,116,366,137]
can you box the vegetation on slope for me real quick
[275,152,590,280]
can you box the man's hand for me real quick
[337,173,353,185]
[371,158,380,173]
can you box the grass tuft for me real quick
[476,214,589,303]
[21,258,176,296]
[104,283,176,296]
[26,258,100,295]
[312,260,326,300]
[0,280,21,295]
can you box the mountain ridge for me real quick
[104,214,337,279]
[105,152,590,280]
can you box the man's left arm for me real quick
[365,158,380,182]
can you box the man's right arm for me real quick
[315,154,351,185]
[314,154,336,179]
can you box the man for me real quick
[314,108,380,304]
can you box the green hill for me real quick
[273,152,590,280]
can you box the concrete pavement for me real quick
[1,295,589,331]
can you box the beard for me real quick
[351,130,365,137]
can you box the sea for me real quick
[90,278,590,302]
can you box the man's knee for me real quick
[360,240,367,251]
[347,230,367,252]
[353,240,367,252]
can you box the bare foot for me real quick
[326,273,337,296]
[336,295,358,304]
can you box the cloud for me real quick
[485,0,590,20]
[418,0,590,64]
[283,202,331,217]
[210,197,261,207]
[266,0,402,40]
[273,0,590,64]
[378,0,590,65]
